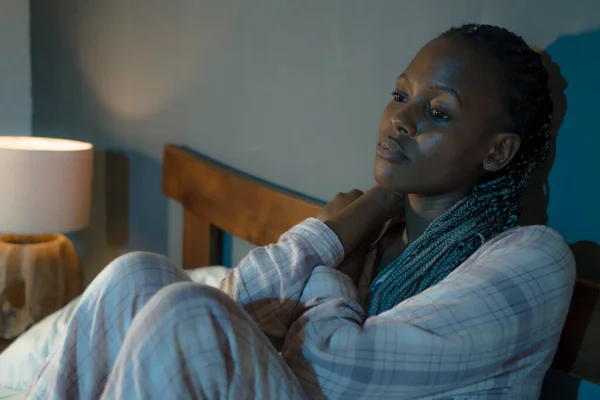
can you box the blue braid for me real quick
[366,24,553,316]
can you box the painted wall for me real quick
[28,1,600,398]
[0,0,31,135]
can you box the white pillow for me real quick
[186,265,230,287]
[0,265,230,391]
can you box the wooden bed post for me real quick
[182,210,223,269]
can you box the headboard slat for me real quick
[182,210,223,268]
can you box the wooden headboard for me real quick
[162,144,323,268]
[161,143,600,385]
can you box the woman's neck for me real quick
[403,191,467,245]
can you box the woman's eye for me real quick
[391,91,408,103]
[429,108,450,121]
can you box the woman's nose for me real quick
[390,117,415,137]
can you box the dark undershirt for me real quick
[373,223,408,279]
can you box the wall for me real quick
[0,0,31,134]
[28,1,600,398]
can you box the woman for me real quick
[27,24,574,399]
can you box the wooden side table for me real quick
[0,233,82,339]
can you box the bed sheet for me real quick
[0,386,23,400]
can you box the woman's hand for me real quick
[317,189,364,223]
[318,185,405,256]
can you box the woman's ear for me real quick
[482,133,521,172]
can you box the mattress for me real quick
[0,265,229,397]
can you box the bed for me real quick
[0,143,598,397]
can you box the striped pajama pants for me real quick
[25,252,307,400]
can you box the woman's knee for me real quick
[154,282,230,310]
[104,284,265,399]
[85,251,190,300]
[141,282,235,324]
[106,251,180,276]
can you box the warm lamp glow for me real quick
[0,136,94,235]
[0,136,93,152]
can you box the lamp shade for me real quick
[0,136,94,234]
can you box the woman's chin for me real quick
[374,172,407,193]
[374,164,407,191]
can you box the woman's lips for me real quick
[376,138,409,163]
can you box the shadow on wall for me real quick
[70,149,168,284]
[519,27,600,400]
[52,150,167,285]
[518,48,567,228]
[29,0,169,284]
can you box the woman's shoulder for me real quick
[486,225,570,253]
[474,224,575,280]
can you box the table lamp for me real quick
[0,136,94,339]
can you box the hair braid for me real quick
[366,24,553,315]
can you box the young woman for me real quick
[27,24,574,399]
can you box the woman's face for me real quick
[374,37,511,196]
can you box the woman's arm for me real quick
[281,226,576,399]
[219,217,344,343]
[219,186,403,345]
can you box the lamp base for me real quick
[0,233,82,339]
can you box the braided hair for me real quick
[366,24,553,316]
